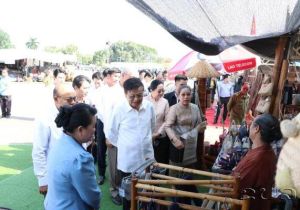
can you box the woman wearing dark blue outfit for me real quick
[45,103,101,210]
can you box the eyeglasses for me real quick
[65,96,77,103]
[128,94,143,100]
[58,96,77,103]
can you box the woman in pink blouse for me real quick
[165,85,206,169]
[145,79,170,164]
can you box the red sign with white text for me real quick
[223,58,256,73]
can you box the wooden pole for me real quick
[241,199,250,210]
[151,173,182,180]
[137,179,236,186]
[272,59,289,118]
[131,177,138,210]
[135,183,244,205]
[197,78,206,169]
[136,196,210,210]
[138,191,234,198]
[153,162,234,180]
[198,78,207,114]
[232,177,241,210]
[269,36,289,116]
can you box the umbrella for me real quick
[168,45,260,79]
[187,60,220,78]
[212,45,259,73]
[167,51,198,80]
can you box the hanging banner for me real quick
[223,58,256,73]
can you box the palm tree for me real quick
[25,37,39,49]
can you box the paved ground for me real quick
[0,82,224,145]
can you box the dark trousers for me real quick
[119,170,131,210]
[0,95,11,117]
[215,96,230,122]
[96,118,107,177]
[153,136,170,164]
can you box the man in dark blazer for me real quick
[164,74,188,107]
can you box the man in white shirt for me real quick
[32,83,76,196]
[94,67,124,205]
[214,74,234,124]
[0,68,12,118]
[107,77,155,210]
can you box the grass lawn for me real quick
[0,144,121,210]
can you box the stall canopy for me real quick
[127,0,300,58]
[0,49,77,64]
[168,45,260,79]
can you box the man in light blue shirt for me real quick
[0,67,12,118]
[214,74,234,124]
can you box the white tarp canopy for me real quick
[0,49,77,64]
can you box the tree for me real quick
[78,54,93,65]
[93,50,109,66]
[109,41,159,63]
[44,46,61,53]
[25,37,39,49]
[61,44,79,55]
[0,29,13,49]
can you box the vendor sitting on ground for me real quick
[232,113,282,210]
[227,82,250,125]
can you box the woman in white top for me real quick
[145,79,170,164]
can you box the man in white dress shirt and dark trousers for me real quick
[32,83,76,196]
[214,74,234,124]
[107,77,156,210]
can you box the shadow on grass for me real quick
[0,144,32,182]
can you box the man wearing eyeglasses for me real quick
[32,83,76,196]
[107,78,155,210]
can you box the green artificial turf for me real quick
[0,144,121,210]
[0,144,210,210]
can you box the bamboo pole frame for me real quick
[136,196,210,210]
[153,162,234,180]
[151,173,234,192]
[138,191,235,198]
[151,173,181,180]
[131,178,138,210]
[132,184,250,210]
[136,183,243,205]
[137,179,235,186]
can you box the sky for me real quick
[0,0,191,63]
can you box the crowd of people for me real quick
[1,64,299,210]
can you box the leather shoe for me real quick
[111,195,122,206]
[97,176,105,185]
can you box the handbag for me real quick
[120,158,156,201]
[258,82,273,96]
[255,97,271,113]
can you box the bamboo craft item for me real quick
[130,163,245,210]
[131,181,250,210]
[137,196,210,210]
[152,163,240,201]
[153,162,234,180]
[138,191,234,198]
[150,173,234,192]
